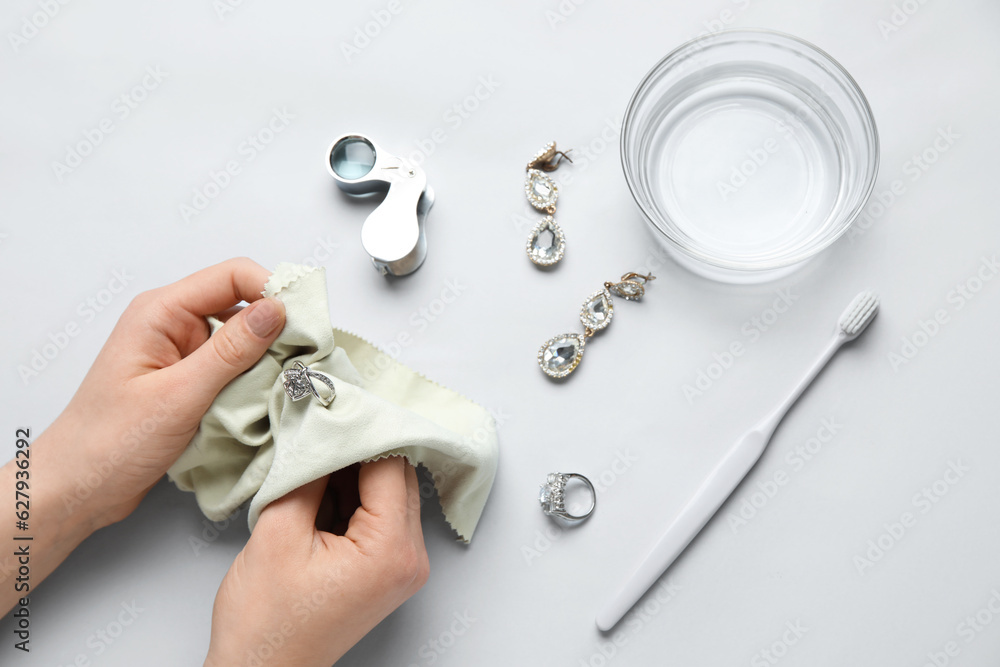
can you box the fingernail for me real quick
[246,298,283,338]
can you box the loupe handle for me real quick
[361,169,428,275]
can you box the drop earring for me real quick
[524,141,572,267]
[538,272,655,379]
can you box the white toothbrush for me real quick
[596,290,880,631]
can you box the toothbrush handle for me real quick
[595,429,771,632]
[759,335,843,431]
[596,333,849,631]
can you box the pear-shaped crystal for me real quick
[538,334,584,378]
[526,216,565,266]
[580,289,614,331]
[525,169,558,210]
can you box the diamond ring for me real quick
[538,473,595,521]
[282,361,337,407]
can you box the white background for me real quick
[2,0,1000,665]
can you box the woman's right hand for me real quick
[204,456,429,666]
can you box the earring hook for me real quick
[604,272,656,301]
[527,142,574,172]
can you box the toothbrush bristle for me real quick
[839,290,880,337]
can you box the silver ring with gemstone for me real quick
[538,472,595,521]
[282,361,337,407]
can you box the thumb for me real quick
[175,296,285,409]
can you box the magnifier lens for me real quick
[330,137,376,179]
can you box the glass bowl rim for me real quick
[620,28,881,272]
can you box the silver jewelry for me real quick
[282,361,337,407]
[539,473,595,521]
[327,133,434,277]
[525,141,572,267]
[538,271,655,379]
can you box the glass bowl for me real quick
[621,29,879,283]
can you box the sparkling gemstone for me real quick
[580,289,614,331]
[610,280,643,300]
[330,137,376,179]
[534,228,555,252]
[538,484,551,508]
[525,169,558,210]
[527,217,565,266]
[284,380,311,400]
[539,474,566,514]
[282,363,318,401]
[538,334,583,378]
[544,338,577,369]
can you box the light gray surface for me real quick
[2,0,999,665]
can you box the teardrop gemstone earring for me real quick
[538,272,655,379]
[524,141,572,267]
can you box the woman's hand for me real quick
[46,256,286,530]
[204,456,430,667]
[1,258,285,614]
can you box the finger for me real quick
[403,463,424,540]
[212,305,244,324]
[161,257,271,317]
[321,465,360,535]
[402,463,429,594]
[357,457,409,528]
[335,464,361,522]
[164,296,285,409]
[255,475,330,541]
[169,305,241,359]
[314,479,337,533]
